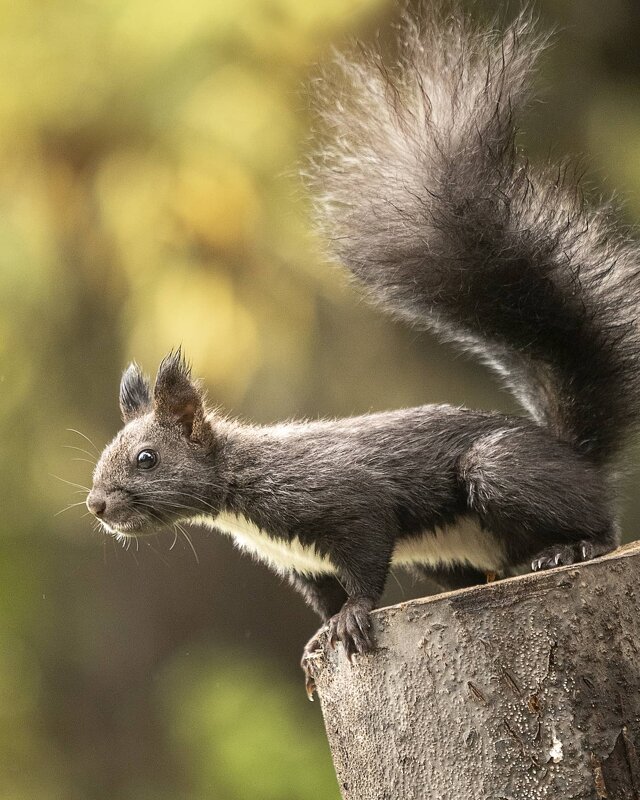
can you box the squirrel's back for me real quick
[308,5,640,467]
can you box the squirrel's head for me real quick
[87,351,225,540]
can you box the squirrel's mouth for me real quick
[99,519,149,539]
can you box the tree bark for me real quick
[312,543,640,800]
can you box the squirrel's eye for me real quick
[136,449,158,470]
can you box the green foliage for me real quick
[159,648,338,799]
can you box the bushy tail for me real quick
[308,5,640,466]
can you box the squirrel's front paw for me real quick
[327,597,374,661]
[300,599,375,699]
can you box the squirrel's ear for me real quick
[119,362,152,423]
[153,349,207,440]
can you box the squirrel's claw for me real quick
[326,598,374,661]
[301,627,327,701]
[304,673,316,702]
[530,539,615,572]
[300,605,375,699]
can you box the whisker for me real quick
[50,474,91,492]
[135,490,219,513]
[176,522,199,564]
[138,500,197,513]
[132,497,206,516]
[67,428,100,455]
[144,539,172,568]
[388,568,405,598]
[145,508,170,530]
[64,445,97,462]
[54,500,87,517]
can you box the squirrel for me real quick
[86,6,640,697]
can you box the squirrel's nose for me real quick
[86,490,107,517]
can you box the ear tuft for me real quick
[119,362,152,422]
[153,348,207,439]
[156,347,192,385]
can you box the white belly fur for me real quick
[190,512,505,577]
[191,512,336,577]
[392,515,505,572]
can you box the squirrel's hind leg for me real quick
[530,537,617,572]
[458,427,619,573]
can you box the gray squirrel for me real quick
[86,6,640,695]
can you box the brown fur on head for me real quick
[87,350,225,539]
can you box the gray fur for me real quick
[306,3,640,465]
[87,5,636,661]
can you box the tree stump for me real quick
[312,543,640,800]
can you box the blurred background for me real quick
[2,0,640,797]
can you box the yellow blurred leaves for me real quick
[173,156,260,253]
[129,267,260,403]
[0,0,390,417]
[97,150,174,272]
[97,147,262,277]
[114,0,386,66]
[97,146,263,404]
[114,0,238,64]
[179,67,297,170]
